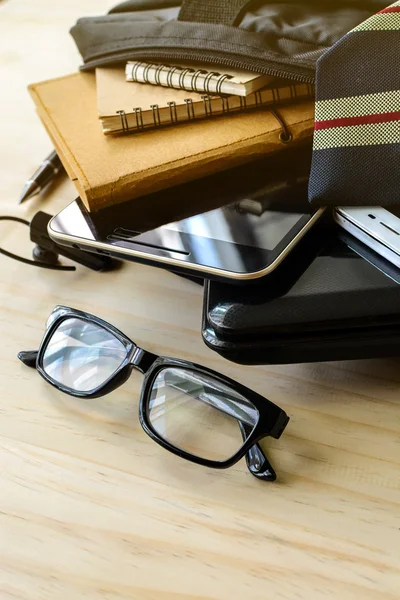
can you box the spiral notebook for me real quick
[125,60,273,97]
[97,67,314,135]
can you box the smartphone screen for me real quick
[49,150,325,280]
[164,202,305,250]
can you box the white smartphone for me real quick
[334,206,400,269]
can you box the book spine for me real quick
[127,62,234,95]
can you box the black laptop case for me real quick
[202,228,400,365]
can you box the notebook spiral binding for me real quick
[116,82,314,135]
[129,62,235,93]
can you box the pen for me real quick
[19,150,64,204]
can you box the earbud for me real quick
[0,212,119,272]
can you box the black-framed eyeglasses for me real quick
[18,306,289,481]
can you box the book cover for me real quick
[29,71,314,212]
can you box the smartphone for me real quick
[48,155,325,283]
[334,206,400,269]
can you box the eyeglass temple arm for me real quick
[18,321,128,368]
[164,374,277,481]
[199,388,277,480]
[238,421,276,482]
[18,345,123,369]
[18,350,38,367]
[200,390,276,481]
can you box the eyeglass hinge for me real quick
[270,413,290,439]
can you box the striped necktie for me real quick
[308,2,400,206]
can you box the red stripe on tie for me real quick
[315,110,400,131]
[378,5,400,13]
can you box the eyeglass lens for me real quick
[42,317,128,392]
[147,367,259,462]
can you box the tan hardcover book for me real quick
[97,67,314,135]
[29,71,314,212]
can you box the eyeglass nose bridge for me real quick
[129,346,158,374]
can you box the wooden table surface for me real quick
[0,2,399,598]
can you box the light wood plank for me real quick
[0,2,399,599]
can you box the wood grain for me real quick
[0,2,399,599]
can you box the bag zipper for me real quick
[82,47,315,84]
